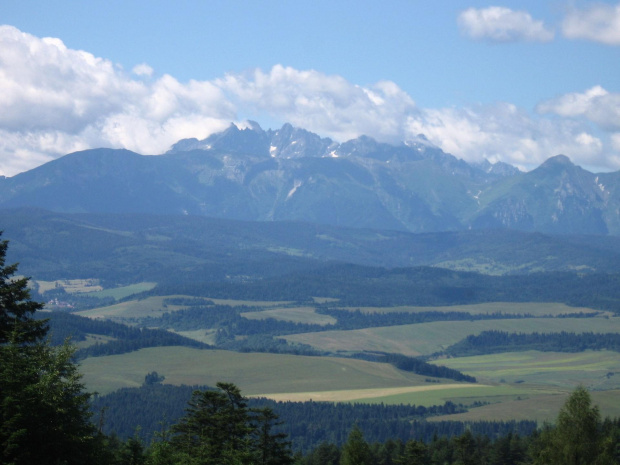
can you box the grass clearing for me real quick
[88,282,157,300]
[75,296,189,321]
[36,278,103,294]
[74,334,117,349]
[78,347,445,396]
[241,307,337,326]
[174,329,218,345]
[284,317,620,356]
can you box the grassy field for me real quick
[87,282,157,300]
[432,350,620,389]
[338,384,555,407]
[241,306,337,326]
[78,347,445,396]
[283,317,620,356]
[429,389,620,423]
[75,295,193,321]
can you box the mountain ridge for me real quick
[1,122,618,235]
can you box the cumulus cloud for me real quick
[132,63,154,77]
[0,25,235,175]
[215,65,417,143]
[562,3,620,45]
[537,86,620,131]
[458,6,554,42]
[402,102,612,171]
[0,25,619,176]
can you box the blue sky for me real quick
[1,1,619,175]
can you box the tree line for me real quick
[443,330,620,357]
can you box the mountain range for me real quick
[1,122,619,235]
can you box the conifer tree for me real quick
[0,233,98,464]
[340,424,373,465]
[0,234,47,344]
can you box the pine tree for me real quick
[340,424,373,465]
[0,234,98,464]
[0,234,47,344]
[169,382,294,465]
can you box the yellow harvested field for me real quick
[253,383,492,403]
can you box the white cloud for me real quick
[0,25,236,175]
[562,3,620,45]
[402,102,613,171]
[132,63,154,77]
[0,26,619,176]
[537,86,620,131]
[216,66,417,143]
[458,6,554,42]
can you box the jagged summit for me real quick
[1,122,618,235]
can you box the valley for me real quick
[2,128,620,454]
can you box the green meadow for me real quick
[87,282,157,300]
[429,389,620,423]
[79,347,440,396]
[241,306,337,326]
[432,350,620,389]
[75,296,188,321]
[284,316,620,356]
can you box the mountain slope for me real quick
[0,123,618,235]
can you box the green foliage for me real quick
[532,386,620,465]
[40,311,212,357]
[399,439,428,465]
[0,233,47,344]
[340,425,372,465]
[0,234,98,464]
[165,382,293,465]
[444,330,620,357]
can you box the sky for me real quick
[1,0,619,176]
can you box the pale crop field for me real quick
[252,384,495,403]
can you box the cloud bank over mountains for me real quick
[0,19,619,177]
